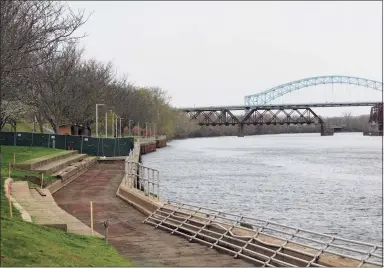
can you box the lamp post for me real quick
[95,104,105,137]
[119,117,124,137]
[106,110,112,138]
[128,119,133,137]
[115,114,118,138]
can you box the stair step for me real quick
[33,154,87,175]
[14,150,78,170]
[52,156,97,181]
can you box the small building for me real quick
[58,124,92,136]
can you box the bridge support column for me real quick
[364,104,383,136]
[320,124,334,136]
[237,124,244,137]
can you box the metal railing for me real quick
[124,158,160,199]
[144,201,383,267]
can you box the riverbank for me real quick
[0,146,133,267]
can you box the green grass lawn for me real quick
[1,217,134,266]
[0,145,134,266]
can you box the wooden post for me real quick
[41,173,44,188]
[90,201,94,235]
[13,152,16,164]
[8,184,12,218]
[8,163,11,178]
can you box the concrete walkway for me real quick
[53,162,249,267]
[11,181,102,237]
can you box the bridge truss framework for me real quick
[182,102,383,137]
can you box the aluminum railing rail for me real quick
[124,160,160,199]
[143,201,382,267]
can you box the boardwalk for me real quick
[53,162,249,267]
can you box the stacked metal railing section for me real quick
[124,154,160,199]
[143,201,382,267]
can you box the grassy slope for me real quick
[1,146,133,267]
[2,122,52,133]
[1,217,132,267]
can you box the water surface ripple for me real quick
[142,133,382,244]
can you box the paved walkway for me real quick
[11,181,102,237]
[53,162,250,267]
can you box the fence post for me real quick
[80,136,84,153]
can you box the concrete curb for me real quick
[4,178,33,222]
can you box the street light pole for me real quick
[119,118,123,137]
[115,115,118,138]
[95,104,105,137]
[128,120,133,136]
[105,111,108,138]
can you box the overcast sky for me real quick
[68,1,382,116]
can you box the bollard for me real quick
[8,184,12,218]
[40,173,44,188]
[90,201,94,235]
[103,220,110,245]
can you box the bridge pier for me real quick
[321,124,334,136]
[364,104,383,136]
[363,123,383,136]
[237,124,244,137]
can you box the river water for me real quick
[142,133,382,245]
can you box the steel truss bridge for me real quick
[179,75,383,136]
[244,76,383,106]
[180,102,383,137]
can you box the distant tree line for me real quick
[0,1,372,140]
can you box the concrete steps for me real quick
[10,181,103,237]
[51,156,97,181]
[33,154,87,175]
[14,150,78,170]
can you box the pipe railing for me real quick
[144,201,383,267]
[124,158,160,199]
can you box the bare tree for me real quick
[0,0,88,129]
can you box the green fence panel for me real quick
[15,132,33,147]
[102,138,116,157]
[81,137,101,156]
[66,135,82,152]
[0,132,15,146]
[32,133,50,148]
[0,132,134,157]
[117,138,133,156]
[53,135,67,150]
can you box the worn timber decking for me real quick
[53,162,249,267]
